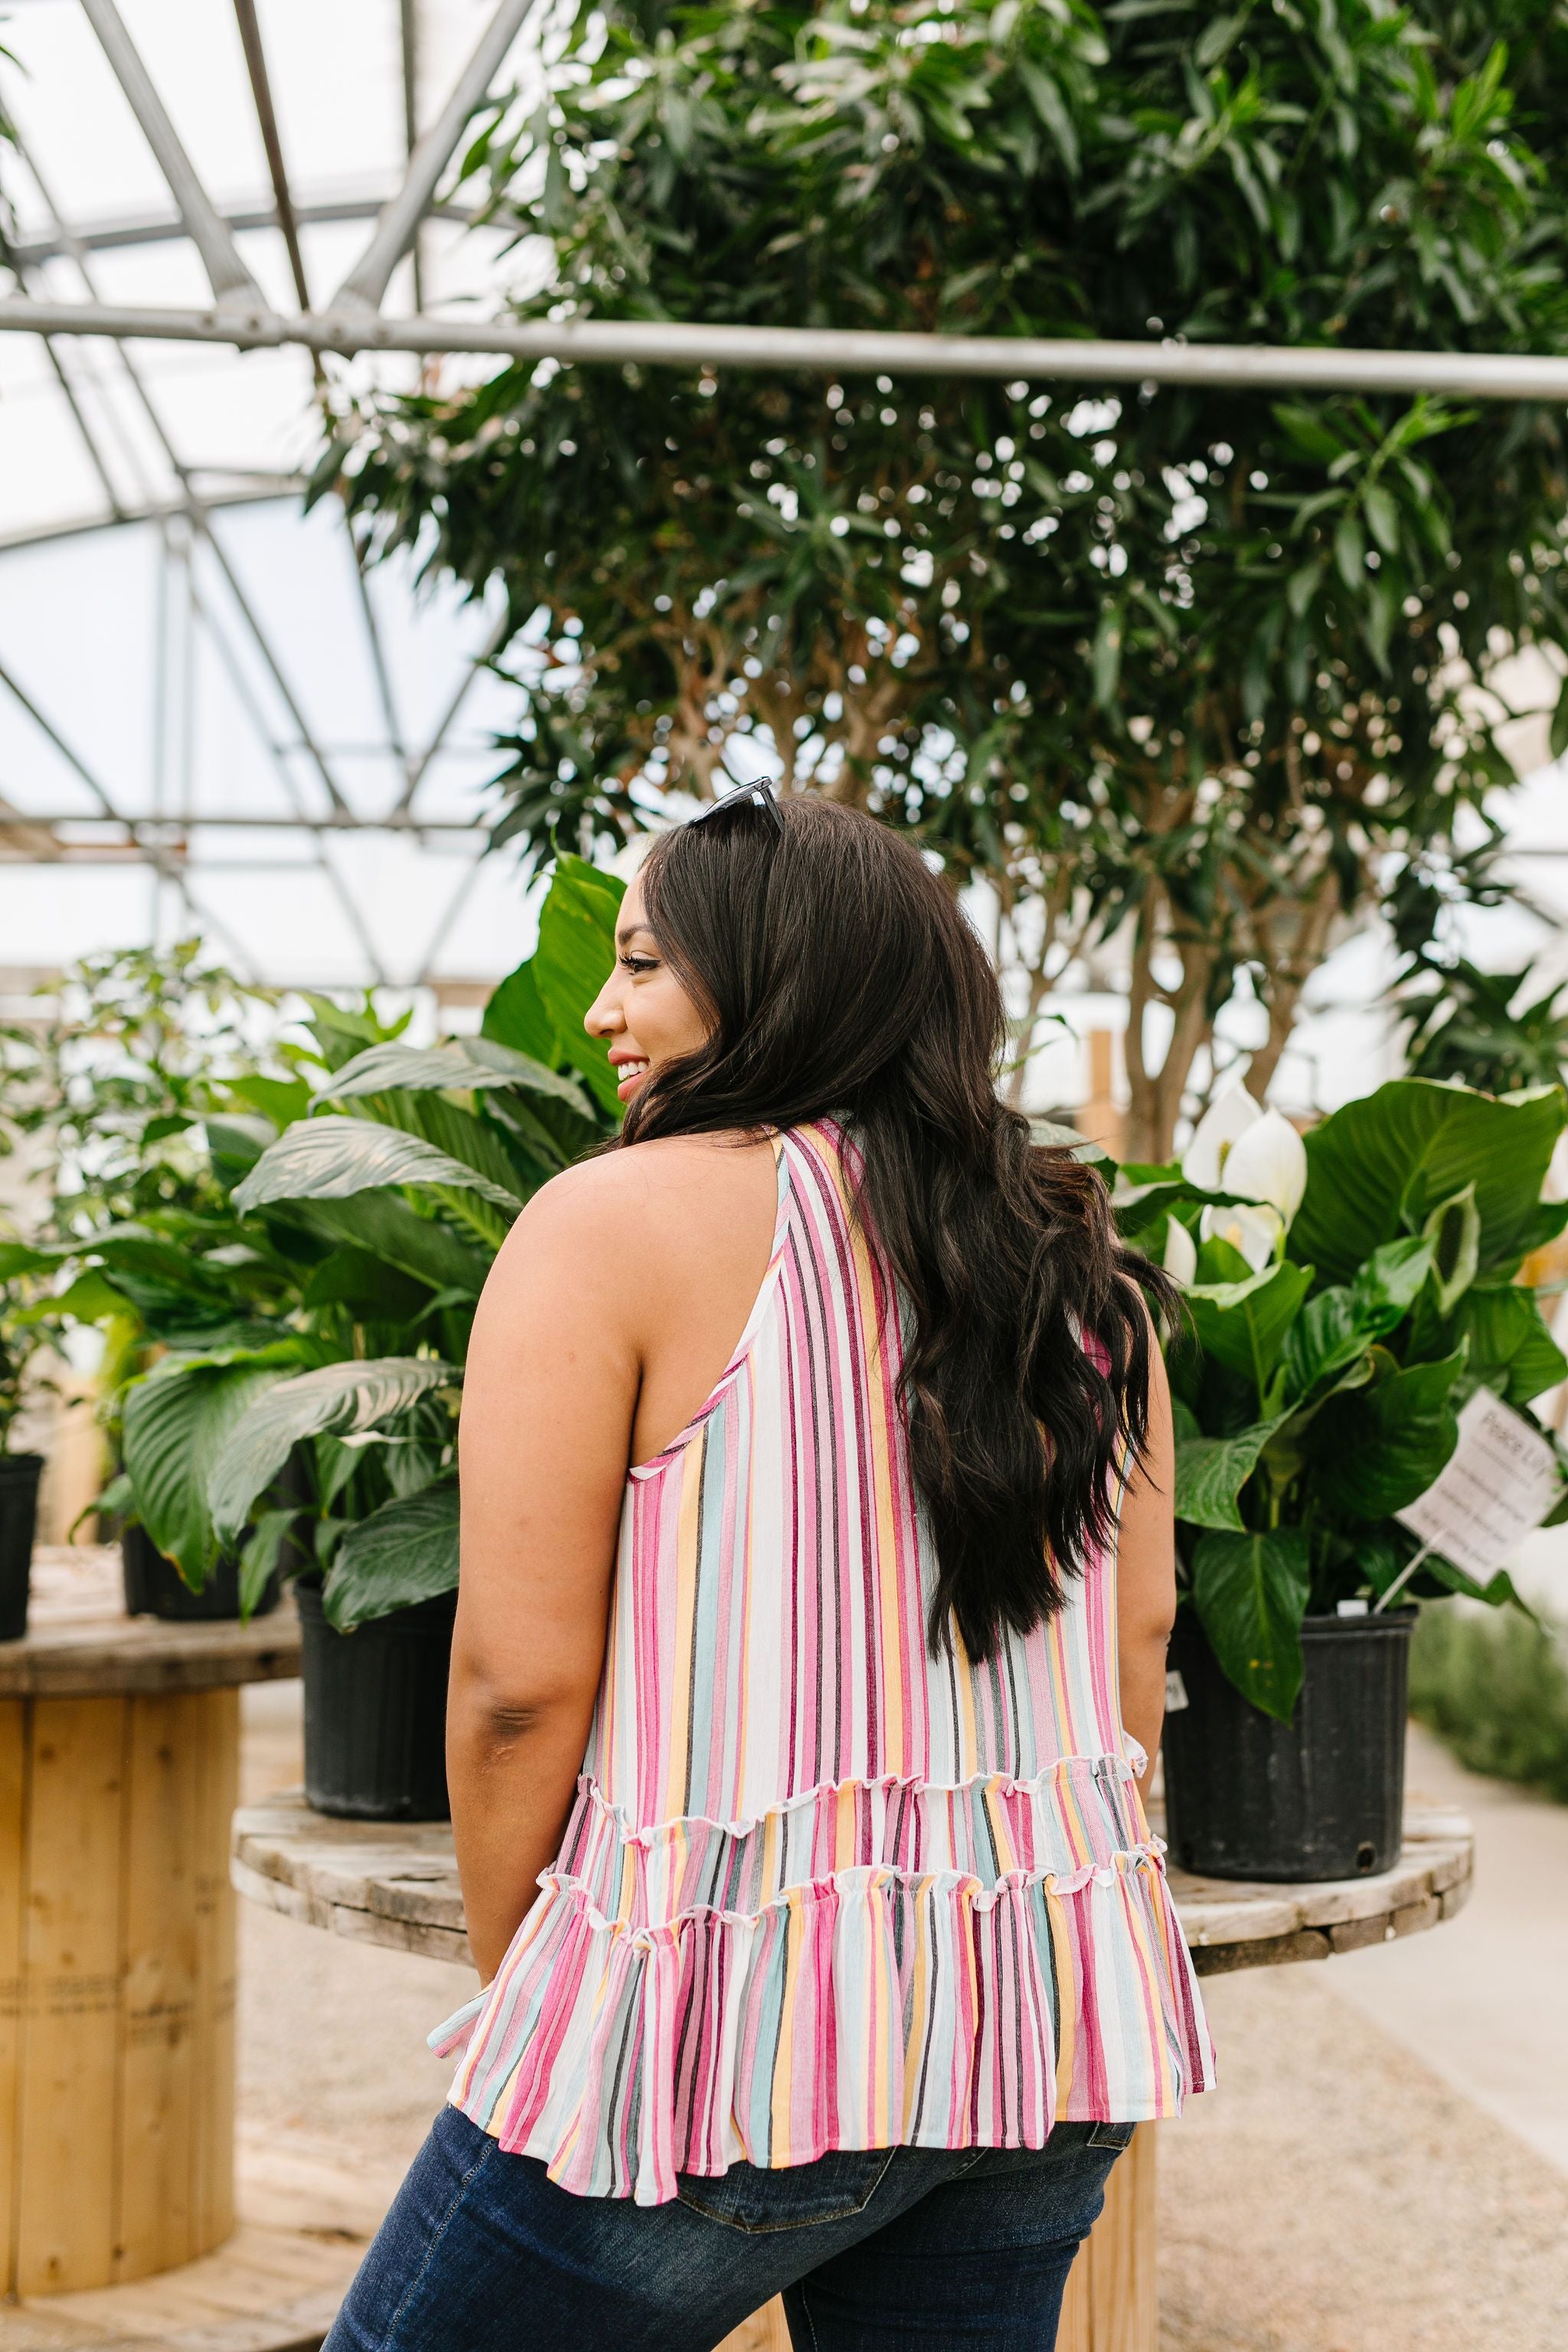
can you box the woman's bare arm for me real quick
[449,1165,639,1984]
[1116,1312,1178,1785]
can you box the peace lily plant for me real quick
[1113,1079,1568,1721]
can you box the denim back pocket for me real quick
[676,2148,897,2235]
[1086,2121,1137,2151]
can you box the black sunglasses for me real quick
[687,780,786,836]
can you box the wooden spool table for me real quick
[0,1549,301,2303]
[233,1793,1474,2352]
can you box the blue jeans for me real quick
[323,2105,1135,2350]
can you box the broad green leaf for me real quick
[1282,1236,1436,1403]
[1183,1259,1313,1401]
[122,1348,304,1584]
[1449,1285,1568,1407]
[1279,1286,1365,1402]
[300,1246,433,1325]
[482,957,560,1063]
[1290,1080,1568,1287]
[1191,1527,1310,1721]
[1174,1416,1287,1530]
[226,1074,315,1130]
[208,1355,460,1547]
[292,1194,490,1298]
[56,1269,136,1325]
[234,1117,524,1220]
[321,1038,593,1119]
[323,1483,461,1628]
[1310,1346,1467,1520]
[1110,1171,1210,1236]
[1193,1233,1255,1285]
[533,858,626,1116]
[1352,1233,1437,1323]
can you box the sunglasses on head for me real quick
[687,781,786,836]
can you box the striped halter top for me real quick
[433,1119,1214,2204]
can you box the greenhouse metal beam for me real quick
[0,812,487,832]
[0,656,260,971]
[78,0,264,309]
[330,0,537,315]
[231,0,311,312]
[5,197,478,271]
[2,294,1568,400]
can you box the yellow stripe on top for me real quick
[663,1423,709,1825]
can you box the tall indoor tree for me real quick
[321,0,1568,1158]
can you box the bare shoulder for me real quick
[487,1132,775,1292]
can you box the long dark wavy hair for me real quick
[620,794,1175,1661]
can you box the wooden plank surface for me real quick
[0,1697,26,2296]
[0,2220,358,2351]
[231,1794,1475,1976]
[116,1690,199,2280]
[11,1697,128,2295]
[0,1553,301,1701]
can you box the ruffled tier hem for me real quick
[541,1756,1159,1940]
[432,1780,1215,2206]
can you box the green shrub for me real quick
[1410,1602,1568,1805]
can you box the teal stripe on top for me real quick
[431,1122,1214,2204]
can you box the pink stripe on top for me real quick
[433,1120,1214,2202]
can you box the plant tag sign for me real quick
[1395,1387,1563,1581]
[1165,1668,1190,1713]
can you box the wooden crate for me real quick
[0,1687,239,2296]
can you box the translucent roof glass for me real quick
[0,0,544,991]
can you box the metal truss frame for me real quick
[1,0,1564,987]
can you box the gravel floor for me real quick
[237,1685,1568,2350]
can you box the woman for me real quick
[326,791,1214,2352]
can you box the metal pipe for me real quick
[0,810,485,831]
[4,292,1568,400]
[77,0,264,309]
[5,195,480,271]
[330,0,537,314]
[399,0,425,315]
[230,0,312,312]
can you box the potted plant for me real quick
[0,946,298,1619]
[116,858,624,1818]
[0,1296,47,1641]
[1119,1076,1568,1882]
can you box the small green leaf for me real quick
[324,1484,461,1628]
[1333,508,1364,589]
[1363,483,1400,556]
[1174,1416,1289,1530]
[240,1508,299,1617]
[1191,1527,1310,1720]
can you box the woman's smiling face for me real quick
[584,871,713,1104]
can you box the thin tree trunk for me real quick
[1245,867,1341,1103]
[1122,897,1218,1164]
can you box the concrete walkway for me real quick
[235,1684,1568,2350]
[1328,1720,1568,2177]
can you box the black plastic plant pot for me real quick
[0,1453,44,1642]
[121,1524,283,1621]
[1162,1607,1415,1884]
[296,1579,456,1822]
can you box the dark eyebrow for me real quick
[615,921,657,950]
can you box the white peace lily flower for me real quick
[1220,1107,1308,1224]
[1200,1200,1285,1275]
[1181,1087,1262,1193]
[1161,1214,1197,1286]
